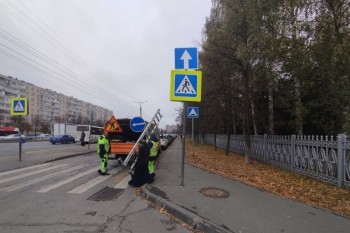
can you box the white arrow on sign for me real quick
[180,50,192,70]
[132,122,145,127]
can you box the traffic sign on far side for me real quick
[10,97,28,116]
[175,48,198,70]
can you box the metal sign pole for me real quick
[192,118,194,157]
[19,116,22,161]
[181,104,186,186]
[88,112,92,150]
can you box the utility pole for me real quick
[134,101,148,118]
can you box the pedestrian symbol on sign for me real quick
[174,75,197,97]
[176,76,196,94]
[14,101,25,112]
[187,107,199,118]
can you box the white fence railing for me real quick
[202,134,350,189]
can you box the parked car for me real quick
[50,134,76,144]
[2,134,25,143]
[159,134,169,150]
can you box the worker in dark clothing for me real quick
[147,133,159,177]
[128,140,154,187]
[80,131,85,146]
[97,131,110,175]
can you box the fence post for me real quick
[291,135,295,172]
[337,134,345,188]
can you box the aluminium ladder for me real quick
[120,109,162,169]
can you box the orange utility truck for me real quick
[104,109,162,168]
[104,116,141,162]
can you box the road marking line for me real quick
[0,163,51,177]
[114,175,130,189]
[0,164,69,185]
[0,164,86,192]
[67,167,121,194]
[37,167,98,193]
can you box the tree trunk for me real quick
[268,78,274,134]
[232,110,237,135]
[225,132,231,155]
[294,78,303,135]
[214,133,217,151]
[251,99,258,135]
[243,68,252,164]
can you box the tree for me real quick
[21,121,32,135]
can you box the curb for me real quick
[140,185,232,233]
[44,151,93,163]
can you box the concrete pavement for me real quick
[140,139,350,233]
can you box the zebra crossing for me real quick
[0,162,128,194]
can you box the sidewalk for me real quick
[140,139,350,233]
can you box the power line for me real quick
[0,0,131,110]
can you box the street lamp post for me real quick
[134,101,148,118]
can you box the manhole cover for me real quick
[88,187,124,201]
[199,187,229,199]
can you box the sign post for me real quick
[187,107,199,158]
[10,97,28,161]
[171,48,202,186]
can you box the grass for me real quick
[185,141,350,217]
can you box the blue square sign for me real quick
[175,48,198,70]
[187,107,199,118]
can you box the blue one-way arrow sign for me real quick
[130,117,145,132]
[175,48,198,70]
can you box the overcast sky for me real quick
[0,0,212,128]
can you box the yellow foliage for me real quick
[186,142,350,217]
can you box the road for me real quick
[0,140,57,156]
[0,141,92,172]
[0,142,193,233]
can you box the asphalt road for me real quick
[0,140,58,156]
[0,141,91,172]
[0,143,193,233]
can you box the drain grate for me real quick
[88,187,124,201]
[199,187,229,199]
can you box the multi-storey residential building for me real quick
[0,74,113,127]
[0,74,26,125]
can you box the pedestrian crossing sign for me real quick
[104,116,123,132]
[170,70,202,102]
[10,97,28,116]
[187,107,199,118]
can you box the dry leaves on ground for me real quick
[185,142,350,217]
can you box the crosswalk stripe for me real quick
[0,164,86,192]
[0,164,69,185]
[67,167,122,194]
[37,167,98,193]
[0,164,51,177]
[114,175,130,189]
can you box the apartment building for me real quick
[0,74,26,125]
[0,74,113,127]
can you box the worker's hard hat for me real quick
[150,133,157,141]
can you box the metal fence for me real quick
[202,134,350,189]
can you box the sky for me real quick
[0,0,212,128]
